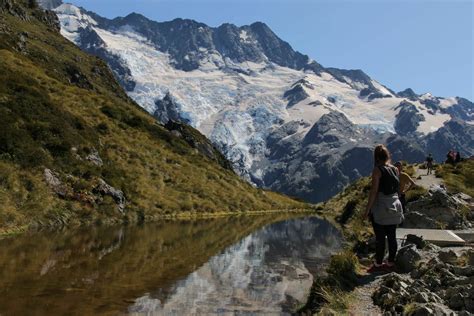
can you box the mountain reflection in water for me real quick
[0,215,341,315]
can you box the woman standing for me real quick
[364,145,404,272]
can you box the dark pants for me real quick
[372,220,397,265]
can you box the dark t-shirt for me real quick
[378,165,400,195]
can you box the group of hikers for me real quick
[425,150,462,175]
[446,150,462,165]
[364,145,426,272]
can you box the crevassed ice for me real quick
[54,4,458,180]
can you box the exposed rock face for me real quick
[154,93,187,124]
[37,0,62,10]
[52,3,474,202]
[397,88,418,101]
[284,80,311,108]
[75,26,136,91]
[263,112,378,202]
[424,119,474,162]
[385,135,426,163]
[164,121,234,170]
[85,14,323,73]
[394,101,425,136]
[0,0,29,20]
[44,168,68,197]
[443,97,474,121]
[325,68,377,92]
[94,179,126,213]
[405,187,471,230]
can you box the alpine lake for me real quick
[0,214,342,315]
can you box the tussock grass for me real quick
[300,251,359,314]
[405,184,428,203]
[436,160,474,197]
[326,251,359,289]
[0,4,306,233]
[316,288,352,315]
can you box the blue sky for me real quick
[68,0,473,100]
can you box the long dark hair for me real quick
[374,144,391,166]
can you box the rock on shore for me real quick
[404,186,473,230]
[373,241,474,315]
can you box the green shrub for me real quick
[327,251,359,289]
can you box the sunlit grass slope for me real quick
[0,1,306,233]
[436,159,474,197]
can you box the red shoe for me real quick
[382,262,395,271]
[367,263,384,273]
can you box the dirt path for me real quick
[347,166,446,315]
[413,165,443,190]
[347,272,384,316]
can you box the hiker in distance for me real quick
[426,153,434,175]
[364,145,404,272]
[394,161,415,214]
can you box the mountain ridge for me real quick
[40,1,474,202]
[0,0,305,233]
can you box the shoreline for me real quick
[0,208,316,239]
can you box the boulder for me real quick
[438,250,458,264]
[413,292,430,303]
[405,234,427,249]
[449,293,465,310]
[403,212,439,229]
[43,168,68,198]
[396,244,422,272]
[94,179,126,213]
[85,148,103,167]
[407,304,432,316]
[406,302,454,316]
[466,249,474,266]
[406,188,469,229]
[453,266,474,277]
[453,192,472,203]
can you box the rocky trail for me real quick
[346,166,474,315]
[413,165,444,191]
[347,273,383,315]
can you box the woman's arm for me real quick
[364,167,381,218]
[405,175,416,192]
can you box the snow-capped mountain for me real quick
[45,2,474,202]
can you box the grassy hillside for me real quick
[436,159,474,197]
[0,1,306,234]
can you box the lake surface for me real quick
[0,215,342,315]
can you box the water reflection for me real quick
[0,215,341,315]
[129,217,341,315]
